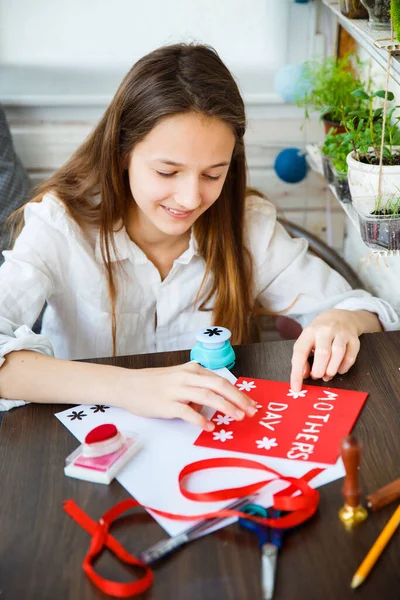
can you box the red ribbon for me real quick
[64,457,324,597]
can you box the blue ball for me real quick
[274,63,308,103]
[274,148,308,184]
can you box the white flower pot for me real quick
[346,149,400,215]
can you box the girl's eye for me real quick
[203,174,221,181]
[156,171,221,181]
[156,171,176,178]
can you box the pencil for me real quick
[351,504,400,589]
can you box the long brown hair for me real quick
[11,43,256,352]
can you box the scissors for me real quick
[239,503,284,600]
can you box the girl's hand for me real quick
[119,361,259,430]
[290,309,380,392]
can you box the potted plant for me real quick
[322,131,353,202]
[345,88,400,208]
[296,55,367,134]
[345,87,400,249]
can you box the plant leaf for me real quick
[320,106,336,117]
[374,90,395,101]
[351,89,369,99]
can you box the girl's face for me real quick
[127,112,236,242]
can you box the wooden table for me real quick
[1,331,399,600]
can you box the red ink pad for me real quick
[65,424,140,484]
[85,424,118,445]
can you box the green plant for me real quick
[322,130,353,173]
[342,88,400,164]
[296,54,367,123]
[373,191,400,215]
[392,0,400,42]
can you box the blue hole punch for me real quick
[190,326,235,370]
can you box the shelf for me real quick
[305,143,360,230]
[322,0,400,86]
[306,143,378,251]
[328,184,360,231]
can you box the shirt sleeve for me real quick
[0,200,64,410]
[246,198,399,331]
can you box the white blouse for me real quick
[0,193,398,411]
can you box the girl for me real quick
[0,44,397,430]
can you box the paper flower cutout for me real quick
[212,429,234,442]
[256,437,278,450]
[236,380,257,392]
[213,414,235,426]
[287,389,308,399]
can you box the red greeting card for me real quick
[194,378,368,465]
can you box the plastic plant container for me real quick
[339,0,368,18]
[356,210,400,250]
[322,155,334,184]
[332,168,352,203]
[360,0,391,30]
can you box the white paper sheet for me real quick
[55,367,344,537]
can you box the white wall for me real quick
[0,0,290,72]
[0,0,323,111]
[1,1,345,250]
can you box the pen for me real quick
[140,494,254,564]
[351,504,400,589]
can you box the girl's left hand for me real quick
[290,309,366,392]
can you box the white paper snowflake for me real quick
[236,380,257,392]
[287,389,308,399]
[213,414,235,426]
[255,437,278,450]
[212,429,234,442]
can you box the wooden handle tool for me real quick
[367,478,400,512]
[338,435,368,529]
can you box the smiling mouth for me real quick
[161,206,194,218]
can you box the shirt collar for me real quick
[94,224,200,265]
[174,228,199,265]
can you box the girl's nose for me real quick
[177,178,202,210]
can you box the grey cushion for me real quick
[0,105,31,263]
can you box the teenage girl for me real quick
[0,44,397,430]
